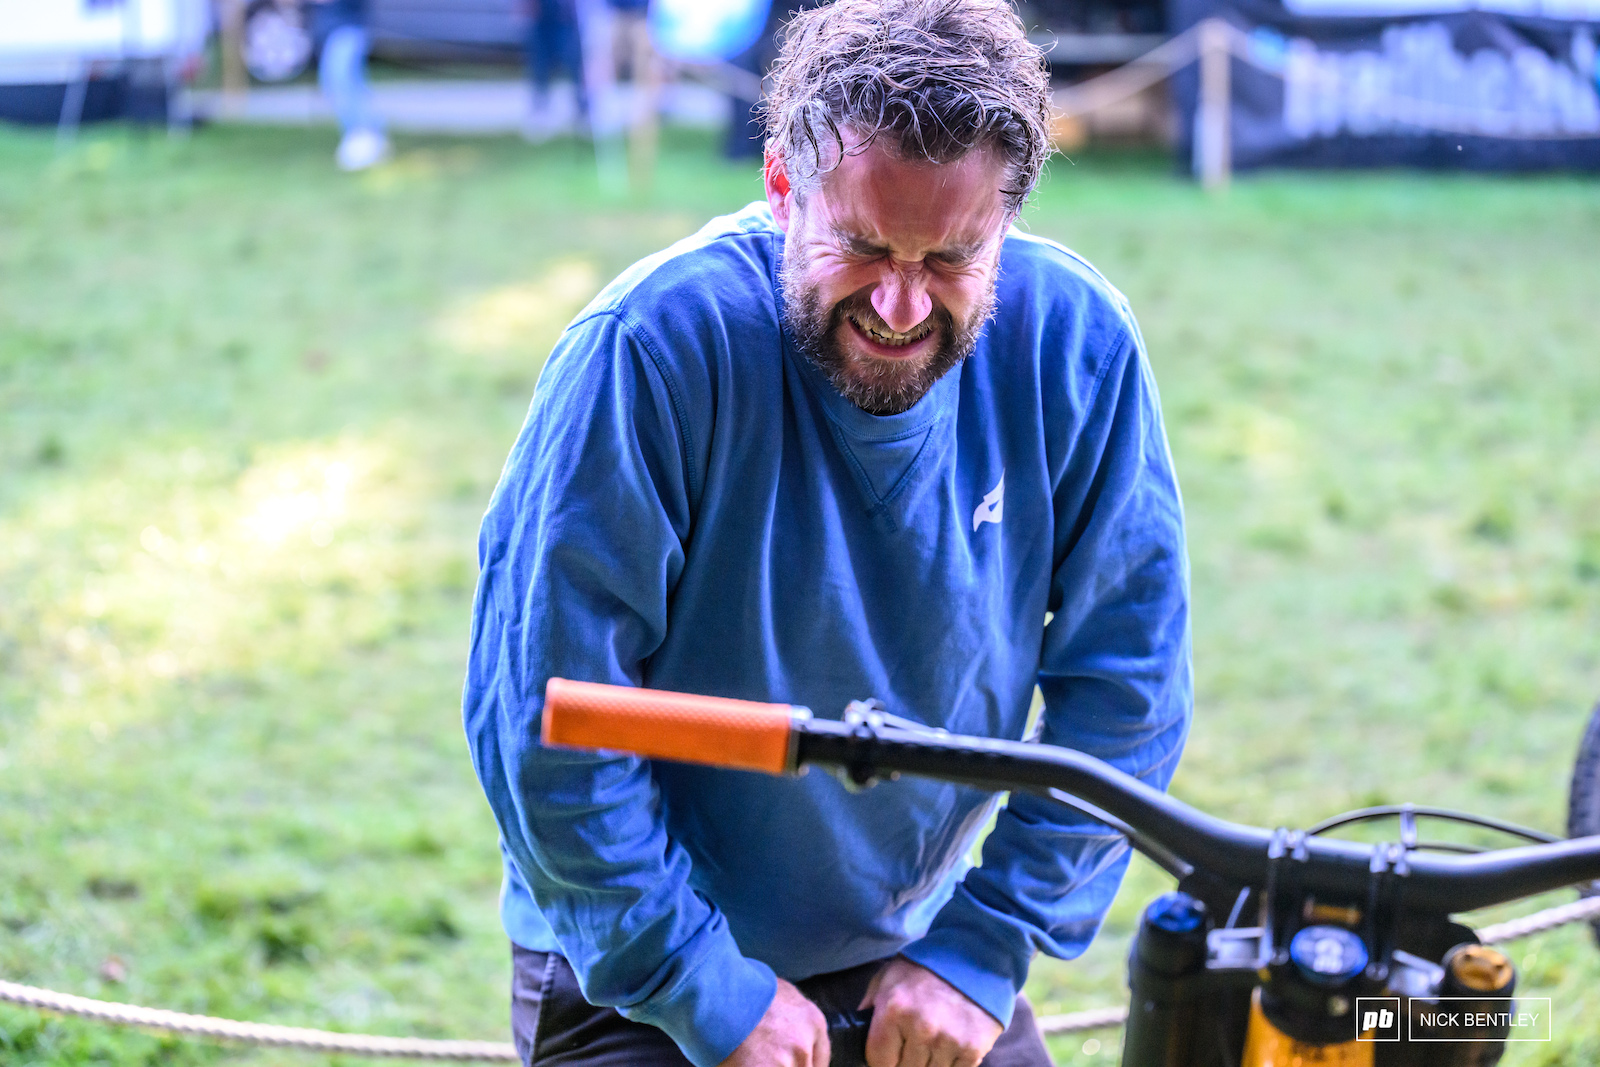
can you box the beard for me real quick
[780,254,997,417]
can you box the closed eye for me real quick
[829,230,987,269]
[837,236,891,260]
[928,242,986,269]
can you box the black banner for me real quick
[1170,0,1600,170]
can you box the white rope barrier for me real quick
[1036,1004,1131,1036]
[0,980,518,1060]
[1479,892,1600,945]
[2,894,1596,1056]
[1052,30,1202,120]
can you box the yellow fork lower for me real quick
[1241,988,1375,1067]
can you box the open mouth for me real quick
[846,312,936,351]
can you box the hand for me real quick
[858,957,1003,1067]
[719,977,830,1067]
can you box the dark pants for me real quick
[309,0,368,47]
[526,15,588,115]
[511,944,1055,1067]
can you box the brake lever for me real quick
[831,701,948,793]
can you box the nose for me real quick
[869,261,933,334]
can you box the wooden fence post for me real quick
[220,0,248,112]
[1197,18,1232,192]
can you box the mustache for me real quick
[830,292,951,339]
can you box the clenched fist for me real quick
[858,957,1003,1067]
[719,977,831,1067]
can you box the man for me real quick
[463,2,1192,1066]
[602,0,660,190]
[305,0,389,171]
[523,0,589,142]
[722,2,824,160]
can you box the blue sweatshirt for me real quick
[463,202,1191,1067]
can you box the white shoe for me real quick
[336,128,390,171]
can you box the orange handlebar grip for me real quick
[541,678,799,775]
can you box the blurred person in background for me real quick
[605,0,659,188]
[464,2,1191,1066]
[307,0,389,169]
[605,0,653,82]
[724,1,822,160]
[523,0,589,141]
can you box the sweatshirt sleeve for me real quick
[901,323,1193,1027]
[461,311,776,1067]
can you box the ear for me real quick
[763,151,793,232]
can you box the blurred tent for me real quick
[649,0,771,63]
[0,0,209,127]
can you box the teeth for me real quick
[851,315,931,347]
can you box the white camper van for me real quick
[0,0,210,125]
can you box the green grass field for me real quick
[1,124,1598,1066]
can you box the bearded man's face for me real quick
[767,136,1010,416]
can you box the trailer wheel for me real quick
[243,1,313,84]
[1567,699,1600,947]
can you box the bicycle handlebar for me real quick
[542,679,1600,914]
[541,678,801,775]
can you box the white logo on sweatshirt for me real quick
[972,471,1004,531]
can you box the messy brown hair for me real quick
[762,0,1053,214]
